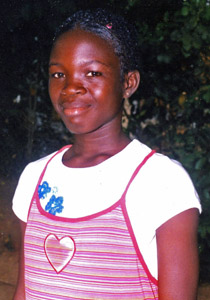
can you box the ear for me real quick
[123,70,140,99]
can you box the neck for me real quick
[63,125,130,168]
[74,129,129,154]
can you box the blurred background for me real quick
[0,0,210,299]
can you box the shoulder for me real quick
[126,140,201,230]
[12,148,67,222]
[125,139,190,179]
[130,140,198,193]
[122,139,153,166]
[23,152,57,175]
[16,145,70,184]
[16,151,58,189]
[143,151,200,200]
[124,139,196,190]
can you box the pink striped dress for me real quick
[24,147,158,299]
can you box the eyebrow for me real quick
[49,63,61,68]
[82,60,109,67]
[49,60,110,68]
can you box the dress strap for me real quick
[27,145,71,222]
[122,150,156,199]
[36,145,71,187]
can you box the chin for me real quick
[64,123,91,135]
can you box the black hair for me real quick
[53,9,140,78]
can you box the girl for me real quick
[13,9,201,300]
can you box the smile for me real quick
[60,102,91,117]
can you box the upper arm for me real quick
[13,220,26,300]
[156,208,199,300]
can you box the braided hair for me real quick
[53,9,140,79]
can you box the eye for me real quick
[51,72,65,79]
[86,71,102,77]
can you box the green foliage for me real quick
[125,0,210,282]
[1,0,210,282]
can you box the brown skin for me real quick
[157,208,199,300]
[13,29,199,299]
[48,29,140,167]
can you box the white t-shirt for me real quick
[12,139,201,279]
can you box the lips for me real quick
[60,101,91,117]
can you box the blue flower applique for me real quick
[45,195,64,215]
[38,181,51,199]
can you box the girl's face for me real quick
[49,29,125,135]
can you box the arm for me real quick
[156,208,199,300]
[13,220,26,300]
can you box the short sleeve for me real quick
[12,153,55,222]
[127,152,201,234]
[149,154,201,230]
[126,151,201,279]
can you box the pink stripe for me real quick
[25,202,158,299]
[24,149,158,299]
[122,200,158,285]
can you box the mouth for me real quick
[60,101,91,117]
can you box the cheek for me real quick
[48,81,59,102]
[48,86,61,115]
[93,87,105,99]
[93,79,122,98]
[48,81,54,98]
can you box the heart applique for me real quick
[44,234,75,273]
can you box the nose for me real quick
[61,77,87,96]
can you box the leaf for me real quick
[199,226,207,239]
[203,88,210,102]
[204,6,210,21]
[195,157,207,170]
[204,190,210,200]
[157,54,171,63]
[163,12,169,22]
[181,6,189,16]
[192,37,201,49]
[182,34,192,51]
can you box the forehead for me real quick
[50,29,120,70]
